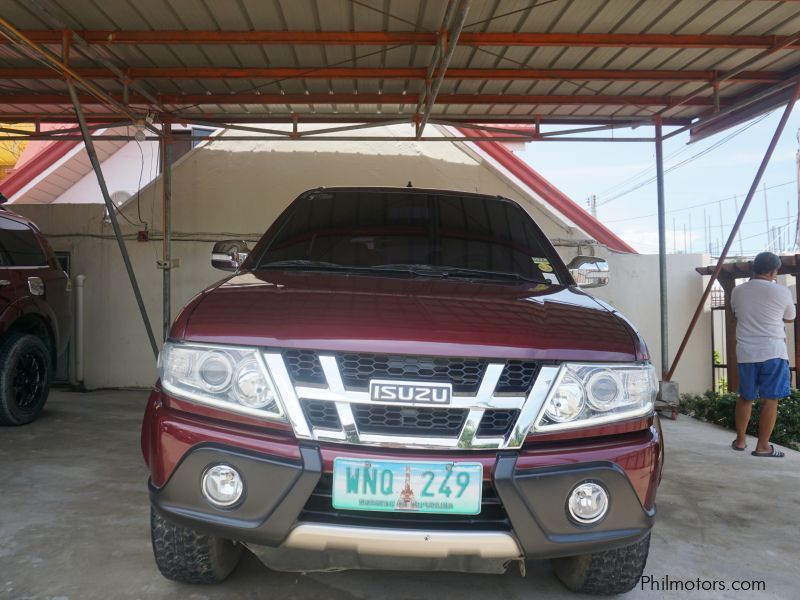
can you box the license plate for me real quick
[332,458,483,515]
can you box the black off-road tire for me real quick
[0,332,52,426]
[553,533,651,595]
[150,507,243,584]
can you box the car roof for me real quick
[303,186,521,206]
[0,206,38,229]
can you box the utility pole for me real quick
[764,182,771,251]
[733,194,744,256]
[683,223,687,254]
[704,208,708,254]
[587,194,597,218]
[673,217,677,254]
[689,213,693,254]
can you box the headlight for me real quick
[533,363,656,432]
[160,342,285,421]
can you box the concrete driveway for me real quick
[1,390,797,599]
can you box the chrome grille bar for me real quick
[267,350,557,449]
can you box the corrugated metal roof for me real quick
[0,0,798,131]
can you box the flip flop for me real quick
[751,444,785,458]
[731,440,746,451]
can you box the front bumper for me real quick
[148,410,660,565]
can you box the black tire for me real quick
[553,534,651,595]
[0,332,52,426]
[150,507,243,584]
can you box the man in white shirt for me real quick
[730,251,795,458]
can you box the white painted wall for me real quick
[593,252,713,395]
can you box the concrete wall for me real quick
[593,253,713,395]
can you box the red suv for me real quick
[0,207,71,425]
[142,188,663,594]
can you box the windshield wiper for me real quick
[366,264,550,284]
[257,259,348,270]
[257,260,551,284]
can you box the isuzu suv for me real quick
[141,187,663,594]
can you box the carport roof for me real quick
[1,0,800,136]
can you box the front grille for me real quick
[282,350,540,396]
[338,353,487,393]
[352,404,467,437]
[477,409,520,438]
[497,360,540,394]
[301,399,341,430]
[299,474,510,531]
[284,349,326,385]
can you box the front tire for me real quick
[552,533,651,595]
[150,507,243,584]
[0,332,52,426]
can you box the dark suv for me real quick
[0,207,71,425]
[142,188,663,594]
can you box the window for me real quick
[0,216,47,266]
[257,190,561,284]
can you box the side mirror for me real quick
[567,255,609,288]
[212,240,250,271]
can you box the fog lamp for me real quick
[201,464,244,508]
[567,481,609,524]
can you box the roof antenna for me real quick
[406,181,413,187]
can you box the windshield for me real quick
[255,190,562,284]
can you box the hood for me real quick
[177,270,640,362]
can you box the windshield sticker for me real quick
[532,258,553,273]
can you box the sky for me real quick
[519,107,800,256]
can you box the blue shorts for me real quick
[737,358,790,401]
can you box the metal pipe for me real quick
[414,0,456,121]
[3,30,799,50]
[67,81,159,359]
[1,66,779,83]
[0,134,657,143]
[74,274,85,387]
[659,32,800,118]
[162,122,172,341]
[0,112,692,126]
[0,92,720,108]
[0,17,146,123]
[419,1,471,136]
[655,119,669,378]
[27,0,163,112]
[664,83,800,381]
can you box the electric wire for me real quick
[595,111,773,207]
[604,180,795,224]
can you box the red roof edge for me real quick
[457,127,637,254]
[0,139,80,199]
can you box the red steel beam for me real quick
[0,112,693,126]
[0,66,783,83]
[5,30,800,49]
[0,92,723,107]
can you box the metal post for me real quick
[161,121,172,341]
[655,118,669,378]
[665,84,800,381]
[67,81,159,359]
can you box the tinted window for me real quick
[257,190,561,283]
[0,216,47,266]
